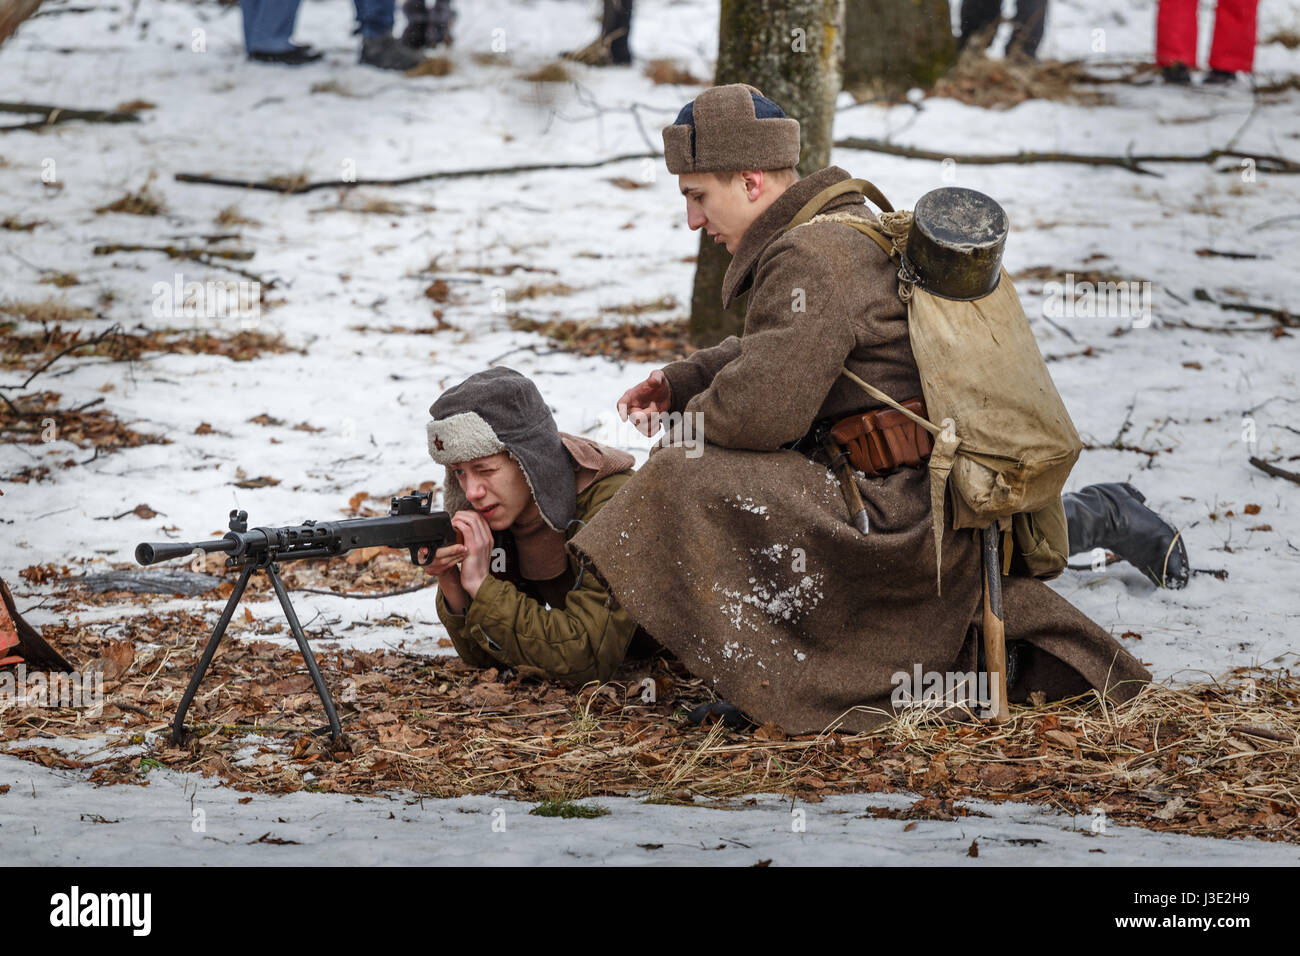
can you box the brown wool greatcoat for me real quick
[570,165,1151,734]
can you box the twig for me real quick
[0,101,141,133]
[92,242,253,262]
[289,582,435,599]
[1111,395,1138,447]
[92,244,273,287]
[173,151,660,195]
[0,323,123,393]
[1249,457,1300,486]
[1228,725,1295,744]
[833,137,1300,177]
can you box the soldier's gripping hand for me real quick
[450,509,494,598]
[419,540,470,613]
[617,369,672,437]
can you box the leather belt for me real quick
[828,397,932,476]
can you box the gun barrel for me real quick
[135,537,237,567]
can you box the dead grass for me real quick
[2,215,44,231]
[337,193,405,216]
[95,175,166,216]
[505,281,584,302]
[508,314,694,363]
[643,58,706,86]
[930,52,1111,109]
[1264,29,1300,50]
[3,608,1297,843]
[406,57,454,77]
[0,296,97,322]
[214,204,258,227]
[0,325,302,373]
[520,61,572,83]
[0,390,170,466]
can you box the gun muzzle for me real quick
[135,538,237,567]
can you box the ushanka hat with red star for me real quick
[427,367,576,532]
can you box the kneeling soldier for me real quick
[571,84,1179,734]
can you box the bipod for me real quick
[172,555,345,746]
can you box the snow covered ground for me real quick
[2,0,1299,864]
[6,750,1298,865]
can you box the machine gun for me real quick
[136,492,457,745]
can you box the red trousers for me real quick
[1157,0,1259,72]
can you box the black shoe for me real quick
[249,45,323,65]
[1063,482,1189,589]
[360,34,426,70]
[1161,63,1192,85]
[428,0,456,46]
[400,21,427,49]
[687,700,754,730]
[1203,69,1237,85]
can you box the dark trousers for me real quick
[239,0,303,53]
[354,0,395,37]
[959,0,1047,59]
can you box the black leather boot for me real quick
[687,700,754,730]
[400,0,428,49]
[1063,482,1189,589]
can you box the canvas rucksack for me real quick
[783,178,1081,592]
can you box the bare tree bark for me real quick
[843,0,956,100]
[688,0,845,347]
[0,0,44,47]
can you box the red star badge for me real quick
[434,435,444,451]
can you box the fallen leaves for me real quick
[94,640,135,682]
[508,315,695,364]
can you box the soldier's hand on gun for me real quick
[418,542,468,579]
[617,369,672,437]
[450,510,493,597]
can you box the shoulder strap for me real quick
[782,178,898,261]
[783,177,894,232]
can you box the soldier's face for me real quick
[678,171,766,254]
[452,452,541,531]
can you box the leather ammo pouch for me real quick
[829,398,933,476]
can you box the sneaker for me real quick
[249,45,323,66]
[1161,63,1191,85]
[360,34,426,71]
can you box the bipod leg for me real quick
[980,525,1010,723]
[173,563,256,745]
[266,562,344,742]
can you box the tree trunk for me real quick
[843,0,956,101]
[0,0,43,48]
[687,0,844,348]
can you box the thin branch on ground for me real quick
[1249,457,1300,486]
[834,136,1300,177]
[173,151,661,195]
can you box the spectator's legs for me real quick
[958,0,1002,53]
[356,0,423,68]
[599,0,634,65]
[1007,0,1047,60]
[1208,0,1259,73]
[240,0,302,53]
[1155,0,1198,68]
[401,0,429,48]
[354,0,396,38]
